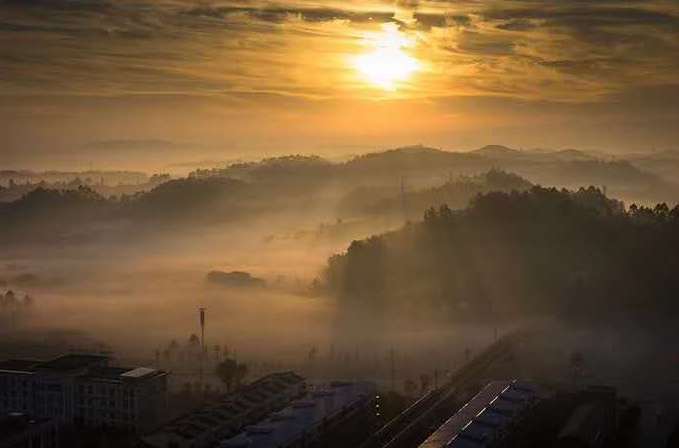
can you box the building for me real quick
[419,380,540,448]
[553,386,617,448]
[141,372,305,448]
[0,354,168,433]
[219,381,376,448]
[0,413,60,448]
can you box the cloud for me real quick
[183,5,397,25]
[495,19,536,31]
[1,0,113,11]
[455,30,515,56]
[413,13,470,30]
[0,0,677,104]
[483,5,677,25]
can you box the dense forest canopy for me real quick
[323,186,679,323]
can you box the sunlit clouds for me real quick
[0,0,678,167]
[2,0,677,101]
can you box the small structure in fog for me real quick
[206,271,266,288]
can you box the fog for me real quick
[0,207,487,390]
[2,148,679,408]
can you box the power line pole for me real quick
[389,347,396,392]
[400,176,408,223]
[199,307,206,396]
[200,307,206,353]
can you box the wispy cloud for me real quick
[0,0,676,139]
[1,0,677,102]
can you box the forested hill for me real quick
[341,169,533,218]
[322,186,679,323]
[191,146,677,205]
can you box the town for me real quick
[0,323,667,448]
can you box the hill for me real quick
[322,186,679,323]
[338,170,533,219]
[470,144,522,158]
[2,144,677,244]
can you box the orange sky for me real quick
[1,0,678,170]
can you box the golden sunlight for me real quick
[353,24,420,91]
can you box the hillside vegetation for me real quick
[323,186,679,323]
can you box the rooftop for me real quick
[419,380,540,448]
[142,371,305,448]
[220,381,375,448]
[0,359,41,373]
[0,354,166,383]
[122,367,157,378]
[35,354,109,371]
[81,366,166,383]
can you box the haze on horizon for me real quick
[1,0,679,170]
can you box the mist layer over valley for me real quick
[2,145,679,401]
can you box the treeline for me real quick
[0,165,350,243]
[0,171,166,203]
[322,186,679,322]
[342,169,533,218]
[1,144,677,244]
[189,147,668,197]
[0,178,251,241]
[0,186,111,241]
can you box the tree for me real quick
[1,290,16,308]
[308,346,318,362]
[419,373,431,394]
[215,359,248,393]
[404,379,417,397]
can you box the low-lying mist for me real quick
[2,149,679,404]
[0,211,483,381]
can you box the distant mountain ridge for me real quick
[1,143,677,245]
[183,144,675,203]
[471,144,522,158]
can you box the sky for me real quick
[1,0,678,170]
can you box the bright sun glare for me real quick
[354,24,420,91]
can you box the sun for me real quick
[353,24,420,91]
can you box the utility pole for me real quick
[400,176,408,223]
[492,301,498,343]
[389,347,396,392]
[199,307,206,396]
[200,307,206,353]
